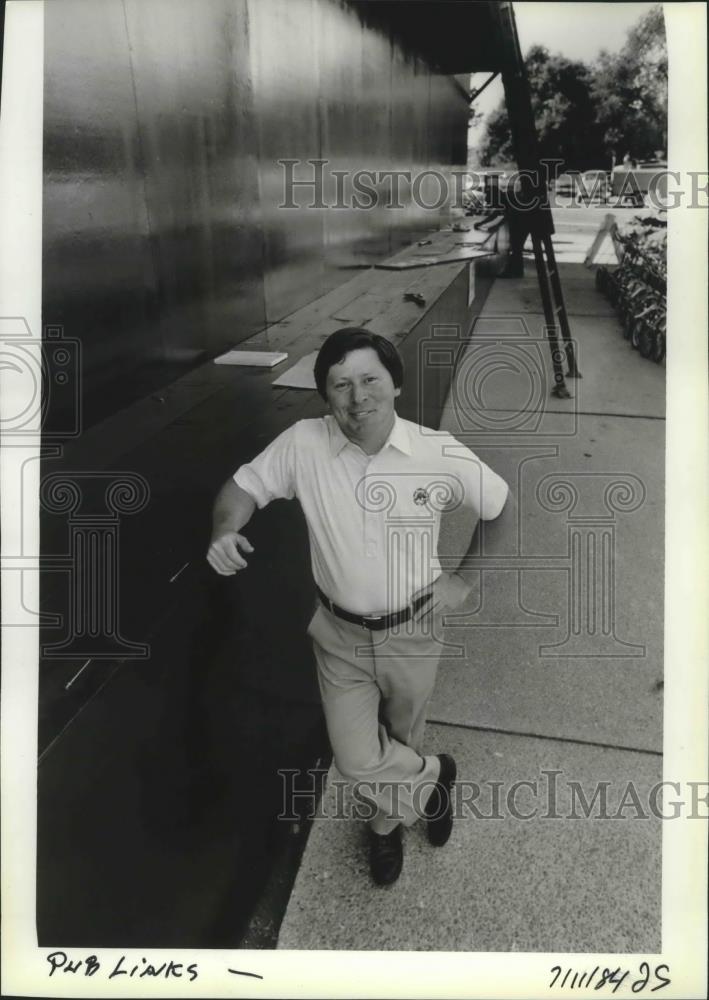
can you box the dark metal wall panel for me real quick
[121,0,266,361]
[43,0,268,422]
[447,75,471,171]
[43,0,471,426]
[247,0,326,326]
[339,4,396,267]
[43,0,161,386]
[427,70,445,201]
[392,49,433,238]
[388,43,421,242]
[317,0,378,282]
[427,71,470,215]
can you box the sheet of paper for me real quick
[271,349,318,389]
[468,260,476,306]
[213,349,288,367]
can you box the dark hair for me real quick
[313,327,404,400]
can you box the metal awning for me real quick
[348,0,503,74]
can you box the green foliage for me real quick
[592,6,667,161]
[477,5,667,170]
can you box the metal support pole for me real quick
[531,234,571,398]
[469,71,499,103]
[541,233,582,378]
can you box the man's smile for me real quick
[324,346,401,451]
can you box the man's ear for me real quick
[394,387,402,398]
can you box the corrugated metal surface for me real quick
[43,0,473,426]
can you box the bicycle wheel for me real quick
[652,321,666,364]
[620,280,645,338]
[637,319,655,358]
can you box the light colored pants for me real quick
[308,603,443,835]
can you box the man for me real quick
[207,328,508,885]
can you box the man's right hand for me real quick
[206,531,254,576]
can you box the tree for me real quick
[477,103,515,168]
[476,6,668,171]
[478,45,603,170]
[591,5,667,163]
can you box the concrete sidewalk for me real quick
[277,253,665,952]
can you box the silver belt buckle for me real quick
[361,613,383,629]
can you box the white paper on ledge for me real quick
[271,350,318,389]
[213,349,288,367]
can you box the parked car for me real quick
[611,161,667,205]
[554,173,577,198]
[577,170,609,203]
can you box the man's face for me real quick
[325,347,401,445]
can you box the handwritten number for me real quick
[596,968,613,990]
[611,969,629,993]
[549,962,670,994]
[632,962,650,993]
[651,965,671,991]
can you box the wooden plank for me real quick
[233,231,486,348]
[583,213,618,267]
[376,226,495,268]
[238,268,377,347]
[260,261,470,355]
[364,274,460,342]
[377,246,493,269]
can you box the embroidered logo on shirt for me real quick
[413,487,430,506]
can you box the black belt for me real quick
[316,584,432,631]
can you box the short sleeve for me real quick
[233,425,297,508]
[442,436,509,520]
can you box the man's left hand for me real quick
[412,572,472,622]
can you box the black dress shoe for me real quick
[424,753,457,846]
[369,825,403,885]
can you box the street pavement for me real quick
[278,215,665,952]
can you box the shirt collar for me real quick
[327,413,412,457]
[387,414,412,455]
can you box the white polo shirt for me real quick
[234,414,508,616]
